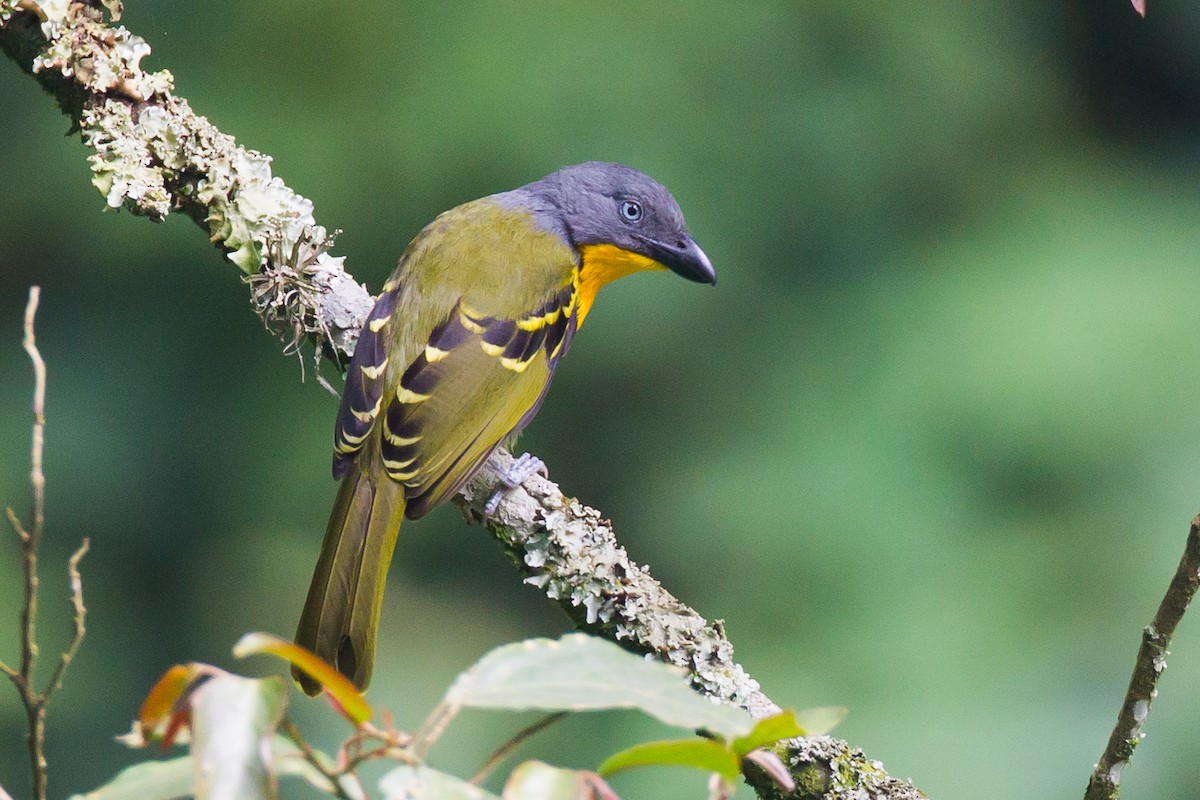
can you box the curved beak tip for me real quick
[670,238,717,285]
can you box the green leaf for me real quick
[793,706,847,737]
[444,634,753,739]
[190,674,290,800]
[67,756,194,800]
[379,765,501,800]
[70,736,361,800]
[597,738,740,779]
[233,632,372,724]
[730,710,804,755]
[502,762,611,800]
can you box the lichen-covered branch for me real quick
[0,0,373,361]
[1084,515,1200,800]
[461,451,770,715]
[461,452,925,800]
[1,4,924,797]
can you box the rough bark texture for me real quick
[2,3,926,797]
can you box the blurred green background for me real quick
[3,1,1200,797]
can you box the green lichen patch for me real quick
[82,100,171,219]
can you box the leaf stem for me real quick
[470,712,566,785]
[280,720,357,800]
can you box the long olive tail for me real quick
[294,468,405,695]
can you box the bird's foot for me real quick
[484,453,548,515]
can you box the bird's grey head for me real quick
[519,162,716,285]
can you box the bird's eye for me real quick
[619,200,643,222]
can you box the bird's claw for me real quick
[484,453,547,515]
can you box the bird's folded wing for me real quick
[383,285,578,517]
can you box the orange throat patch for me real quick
[576,243,666,326]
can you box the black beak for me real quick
[635,235,717,285]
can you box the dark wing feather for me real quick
[333,281,400,479]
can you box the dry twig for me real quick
[0,287,91,800]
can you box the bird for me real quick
[294,161,716,693]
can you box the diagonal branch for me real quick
[1,4,924,797]
[1084,515,1200,800]
[460,453,924,799]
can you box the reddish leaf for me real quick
[233,632,372,724]
[160,709,192,751]
[579,771,621,800]
[138,663,209,745]
[743,749,795,793]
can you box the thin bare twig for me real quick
[43,537,90,699]
[0,287,89,800]
[10,286,49,800]
[19,285,46,688]
[470,712,566,785]
[1084,515,1200,800]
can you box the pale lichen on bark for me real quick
[2,3,927,797]
[78,89,372,355]
[2,0,373,359]
[461,450,771,715]
[461,453,926,800]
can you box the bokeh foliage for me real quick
[3,1,1200,798]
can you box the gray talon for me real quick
[484,453,547,514]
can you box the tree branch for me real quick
[460,452,924,800]
[1,4,924,797]
[0,0,374,362]
[1084,515,1200,800]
